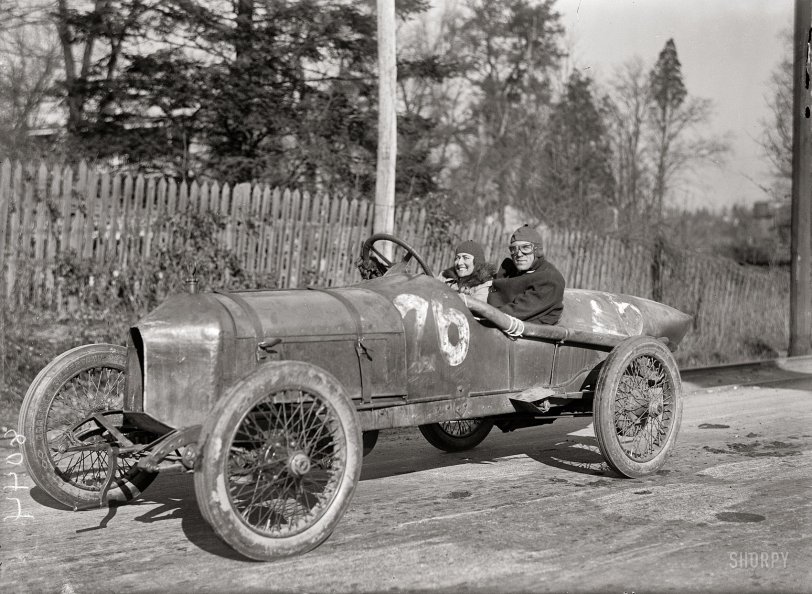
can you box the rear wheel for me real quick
[18,344,156,509]
[593,336,683,478]
[418,419,493,452]
[195,361,362,560]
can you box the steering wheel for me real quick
[359,233,434,277]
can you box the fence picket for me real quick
[96,172,110,265]
[56,166,72,258]
[118,174,133,268]
[154,178,167,254]
[106,174,122,266]
[188,180,199,214]
[279,190,298,286]
[15,165,37,306]
[303,195,319,285]
[142,177,156,259]
[219,183,231,257]
[255,186,272,275]
[0,160,10,296]
[272,189,290,285]
[321,197,341,285]
[33,163,49,304]
[336,199,358,280]
[198,181,210,213]
[209,182,221,215]
[326,198,349,285]
[244,184,261,276]
[290,190,310,287]
[129,175,146,271]
[69,161,87,255]
[345,198,369,285]
[4,164,22,300]
[178,180,188,214]
[219,182,230,217]
[81,169,98,260]
[231,184,244,278]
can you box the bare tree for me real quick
[429,0,565,220]
[760,29,793,200]
[606,57,653,222]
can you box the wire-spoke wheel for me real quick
[418,419,493,452]
[195,361,361,560]
[593,336,683,478]
[18,344,157,509]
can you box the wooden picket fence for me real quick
[0,160,790,361]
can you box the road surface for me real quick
[1,360,810,593]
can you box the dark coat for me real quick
[487,256,565,324]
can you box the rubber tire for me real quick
[18,344,156,509]
[593,336,683,478]
[418,419,494,452]
[194,361,362,560]
[362,430,379,457]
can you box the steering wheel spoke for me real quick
[368,244,394,268]
[359,233,433,277]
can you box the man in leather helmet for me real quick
[486,224,565,325]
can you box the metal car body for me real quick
[126,270,691,436]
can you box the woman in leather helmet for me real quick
[438,240,495,302]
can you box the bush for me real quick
[54,210,277,317]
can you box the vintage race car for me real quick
[19,234,691,560]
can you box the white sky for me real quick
[554,0,793,212]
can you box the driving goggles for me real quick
[509,243,535,255]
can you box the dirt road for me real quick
[1,365,810,593]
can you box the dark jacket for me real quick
[487,256,565,324]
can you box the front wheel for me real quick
[194,361,362,560]
[18,344,157,509]
[418,419,494,452]
[593,336,683,478]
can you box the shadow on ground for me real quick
[360,416,622,481]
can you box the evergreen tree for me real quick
[537,70,615,227]
[649,38,686,223]
[48,0,449,204]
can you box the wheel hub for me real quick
[288,452,311,476]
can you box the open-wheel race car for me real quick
[19,233,691,560]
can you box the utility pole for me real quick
[789,0,812,356]
[373,0,397,260]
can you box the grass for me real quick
[0,307,132,430]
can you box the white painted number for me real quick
[393,294,429,343]
[394,293,469,366]
[431,300,469,366]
